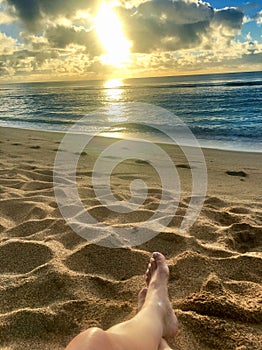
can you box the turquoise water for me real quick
[0,71,261,152]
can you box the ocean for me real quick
[0,71,261,152]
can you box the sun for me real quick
[95,2,132,67]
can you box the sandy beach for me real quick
[0,126,262,350]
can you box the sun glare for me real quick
[95,3,132,67]
[104,78,123,100]
[104,78,123,89]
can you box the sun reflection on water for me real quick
[104,78,123,89]
[104,78,124,101]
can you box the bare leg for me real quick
[159,339,174,350]
[137,287,174,350]
[65,252,178,350]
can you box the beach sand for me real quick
[0,126,262,350]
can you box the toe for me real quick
[150,257,157,271]
[153,252,167,267]
[146,253,167,286]
[153,252,165,261]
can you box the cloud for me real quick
[118,1,244,53]
[0,44,90,80]
[0,26,110,81]
[0,0,14,24]
[0,0,259,81]
[4,0,245,55]
[242,51,262,64]
[213,7,244,30]
[0,31,16,54]
[253,10,262,24]
[45,25,102,55]
[0,10,13,24]
[115,1,213,52]
[126,39,262,76]
[135,0,214,25]
[6,0,99,31]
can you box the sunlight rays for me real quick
[95,2,132,67]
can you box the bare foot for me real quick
[159,339,173,350]
[145,252,178,340]
[137,287,174,350]
[137,287,147,312]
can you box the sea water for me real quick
[0,71,261,152]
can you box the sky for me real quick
[0,0,261,82]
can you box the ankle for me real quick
[159,339,173,350]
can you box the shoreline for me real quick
[1,124,262,154]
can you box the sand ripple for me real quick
[0,139,261,349]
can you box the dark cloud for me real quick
[118,1,244,53]
[115,1,213,52]
[213,7,244,29]
[7,0,40,24]
[6,0,99,31]
[136,0,214,25]
[5,0,245,55]
[45,25,102,55]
